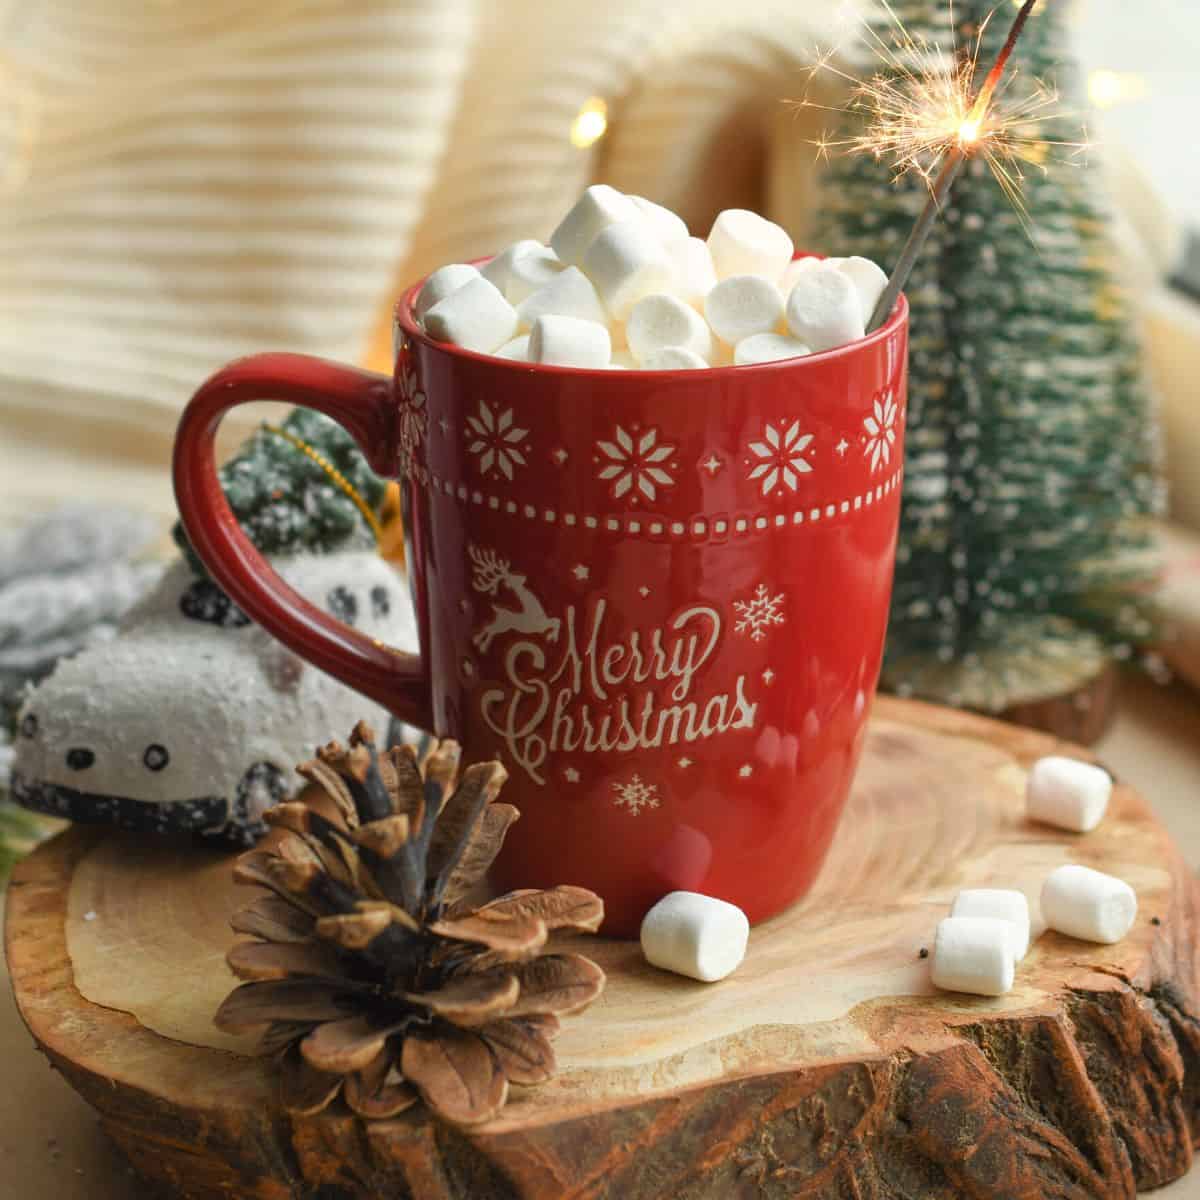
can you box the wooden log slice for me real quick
[7,698,1200,1200]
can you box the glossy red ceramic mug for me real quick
[174,269,908,936]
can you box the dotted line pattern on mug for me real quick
[425,465,904,541]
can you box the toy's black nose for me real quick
[65,748,95,771]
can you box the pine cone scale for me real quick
[230,895,315,943]
[440,803,521,909]
[427,911,547,957]
[344,1052,417,1119]
[299,1014,399,1076]
[503,955,607,1018]
[281,1045,344,1116]
[227,940,343,983]
[216,978,361,1034]
[403,973,520,1025]
[400,1024,509,1127]
[479,885,605,933]
[478,1015,559,1085]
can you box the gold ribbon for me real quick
[260,423,385,544]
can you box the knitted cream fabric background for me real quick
[0,0,847,525]
[0,0,1190,527]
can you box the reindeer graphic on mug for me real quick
[469,545,561,652]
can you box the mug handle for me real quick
[172,352,431,730]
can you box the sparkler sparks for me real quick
[800,1,1088,330]
[805,0,1082,207]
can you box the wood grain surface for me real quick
[7,696,1200,1199]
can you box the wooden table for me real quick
[6,686,1200,1199]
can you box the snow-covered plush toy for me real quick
[12,552,416,844]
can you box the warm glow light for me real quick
[570,98,608,149]
[958,118,982,144]
[1087,69,1145,110]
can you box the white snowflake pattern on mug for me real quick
[863,391,899,473]
[733,583,786,642]
[465,400,530,481]
[396,362,427,480]
[595,425,676,502]
[745,420,814,497]
[612,773,661,816]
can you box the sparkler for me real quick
[801,0,1075,332]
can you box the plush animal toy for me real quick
[13,408,416,845]
[13,552,416,844]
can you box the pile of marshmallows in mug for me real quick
[640,755,1135,992]
[414,185,887,369]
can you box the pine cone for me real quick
[215,723,605,1125]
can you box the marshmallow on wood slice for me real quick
[504,247,566,304]
[494,335,530,362]
[415,263,480,322]
[705,275,785,346]
[583,219,677,322]
[827,255,888,324]
[516,266,608,332]
[423,275,518,354]
[931,916,1015,997]
[667,237,718,311]
[640,891,749,982]
[627,293,713,364]
[950,888,1030,960]
[786,264,865,353]
[1041,864,1137,944]
[707,208,794,283]
[550,184,639,266]
[733,332,811,366]
[528,314,611,368]
[640,346,709,370]
[479,239,543,294]
[629,195,689,246]
[1027,756,1112,833]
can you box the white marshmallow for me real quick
[641,346,709,370]
[667,237,718,310]
[609,349,637,369]
[785,264,865,352]
[527,314,611,368]
[627,293,714,364]
[629,195,690,246]
[640,891,749,982]
[415,263,480,322]
[494,335,530,362]
[1027,757,1112,833]
[1041,864,1136,944]
[733,332,811,366]
[516,265,608,331]
[931,917,1015,996]
[503,247,566,304]
[707,208,794,283]
[549,184,639,266]
[827,255,889,323]
[582,219,676,321]
[950,889,1030,960]
[779,255,821,296]
[480,239,543,294]
[705,275,785,346]
[423,275,518,354]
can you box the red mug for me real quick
[174,266,908,937]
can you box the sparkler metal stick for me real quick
[866,0,1040,332]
